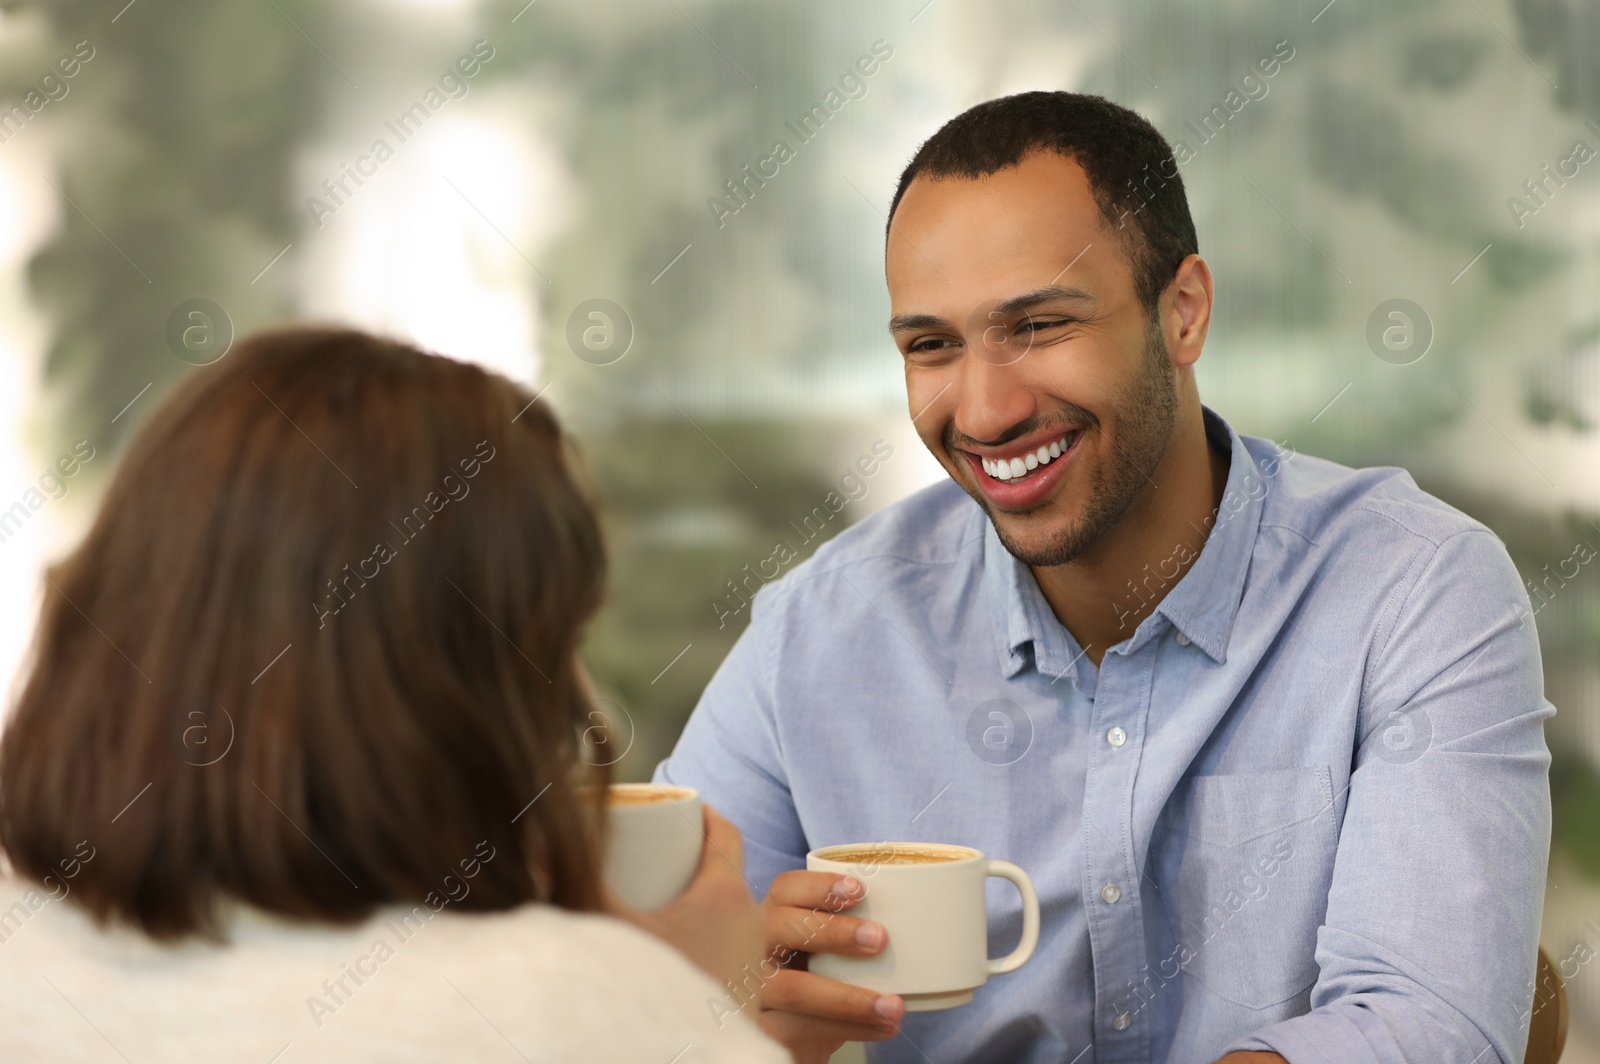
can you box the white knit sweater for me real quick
[0,875,787,1063]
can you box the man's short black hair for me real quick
[888,91,1198,313]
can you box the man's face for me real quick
[887,150,1178,567]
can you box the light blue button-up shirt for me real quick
[656,409,1552,1064]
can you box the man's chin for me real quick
[982,502,1094,568]
[993,528,1080,567]
[944,462,1097,566]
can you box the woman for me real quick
[0,327,786,1062]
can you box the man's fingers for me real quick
[763,870,885,959]
[766,903,886,957]
[766,868,868,911]
[759,968,903,1027]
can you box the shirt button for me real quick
[1176,631,1191,646]
[1113,1012,1132,1031]
[1100,883,1122,904]
[1107,726,1127,748]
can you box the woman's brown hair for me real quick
[0,326,610,938]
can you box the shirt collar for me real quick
[1148,408,1263,664]
[984,510,1071,680]
[984,407,1264,674]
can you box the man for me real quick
[655,92,1551,1064]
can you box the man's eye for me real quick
[909,337,957,354]
[1021,318,1073,332]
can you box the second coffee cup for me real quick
[806,841,1040,1011]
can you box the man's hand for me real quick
[756,869,907,1063]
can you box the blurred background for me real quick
[1,0,1596,1055]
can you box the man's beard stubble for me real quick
[977,315,1178,568]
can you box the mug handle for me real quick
[984,860,1040,975]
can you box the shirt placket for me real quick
[1081,639,1154,1064]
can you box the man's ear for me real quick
[1164,254,1214,369]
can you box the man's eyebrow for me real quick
[887,286,1098,334]
[993,285,1098,317]
[887,312,948,333]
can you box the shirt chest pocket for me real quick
[1153,766,1339,1010]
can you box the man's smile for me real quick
[958,428,1084,510]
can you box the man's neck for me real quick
[1030,407,1230,666]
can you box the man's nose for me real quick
[952,352,1035,446]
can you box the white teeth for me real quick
[981,434,1075,482]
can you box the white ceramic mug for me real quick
[806,841,1040,1011]
[599,783,703,911]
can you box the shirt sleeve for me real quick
[1220,528,1553,1064]
[652,579,808,902]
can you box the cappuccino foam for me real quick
[607,786,695,807]
[822,844,971,866]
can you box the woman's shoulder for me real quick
[0,876,787,1063]
[389,896,693,978]
[397,902,786,1057]
[297,900,790,1062]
